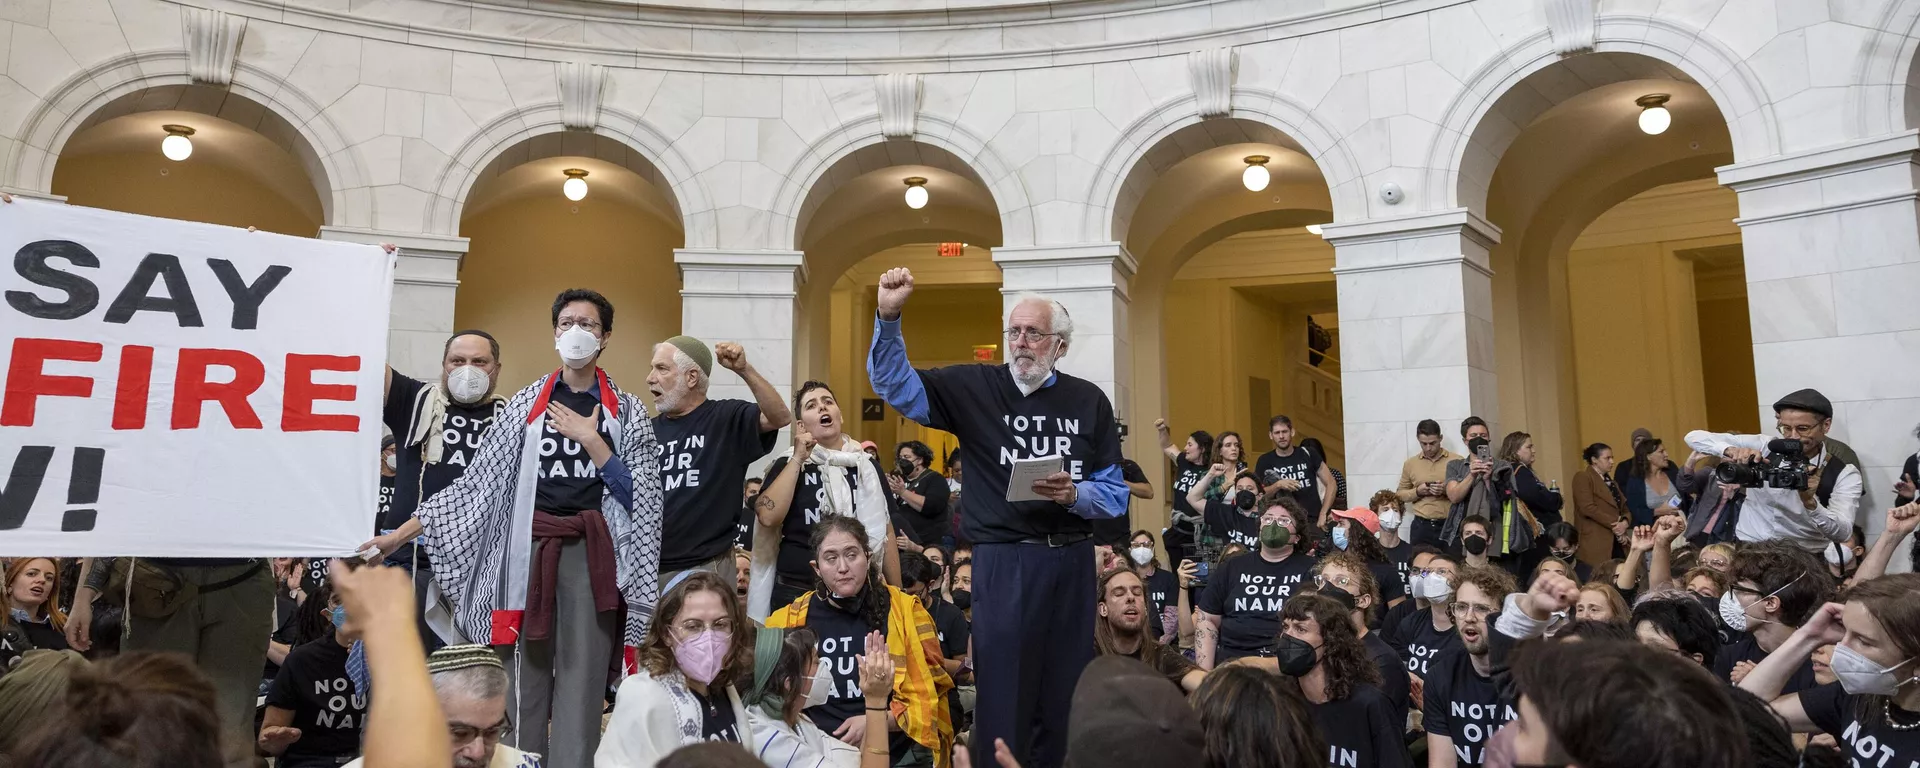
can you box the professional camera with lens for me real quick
[1714,438,1812,490]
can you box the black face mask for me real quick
[1235,490,1257,510]
[1318,584,1357,612]
[950,589,971,611]
[1462,535,1488,555]
[895,460,914,477]
[1549,549,1576,562]
[1274,634,1319,677]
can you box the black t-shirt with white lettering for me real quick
[693,687,742,744]
[655,399,776,570]
[1421,646,1514,767]
[1143,568,1178,640]
[1256,448,1324,515]
[1198,550,1315,660]
[736,504,755,552]
[764,454,876,586]
[1381,541,1414,598]
[375,475,395,532]
[265,639,366,764]
[535,385,616,514]
[1380,598,1420,654]
[1170,456,1208,528]
[915,366,1123,543]
[383,372,502,565]
[1398,607,1460,678]
[1313,683,1411,768]
[802,592,912,755]
[1365,631,1412,716]
[1201,499,1263,551]
[1713,634,1819,693]
[1800,681,1920,766]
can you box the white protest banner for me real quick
[0,200,392,557]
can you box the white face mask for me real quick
[1824,543,1856,568]
[1719,572,1803,633]
[1378,511,1403,531]
[555,326,600,369]
[1129,547,1154,566]
[445,364,491,404]
[803,661,834,709]
[1412,573,1452,603]
[1830,643,1917,696]
[383,453,397,471]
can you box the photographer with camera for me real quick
[1684,389,1859,553]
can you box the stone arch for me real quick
[427,104,713,246]
[1084,87,1367,244]
[5,50,364,228]
[1862,0,1920,137]
[1428,18,1780,217]
[768,113,1033,251]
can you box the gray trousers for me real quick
[124,562,273,768]
[505,540,618,768]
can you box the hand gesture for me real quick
[793,425,818,455]
[1800,602,1848,645]
[1729,660,1756,685]
[1207,463,1228,478]
[714,342,749,373]
[887,473,907,495]
[1177,559,1199,588]
[1031,471,1077,506]
[1611,519,1629,538]
[1154,418,1169,434]
[858,630,894,704]
[1628,525,1654,552]
[258,725,303,754]
[895,533,923,553]
[1525,571,1581,617]
[832,709,869,745]
[65,599,93,651]
[359,532,404,563]
[1274,478,1302,492]
[1409,674,1425,708]
[1887,502,1920,540]
[328,560,416,636]
[1896,474,1916,499]
[1653,515,1684,546]
[1470,456,1491,477]
[955,739,1023,768]
[877,267,915,320]
[545,402,603,448]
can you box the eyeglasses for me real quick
[672,618,734,638]
[1776,423,1823,437]
[1450,603,1495,619]
[1004,327,1060,343]
[1313,574,1355,590]
[449,720,513,745]
[557,318,602,333]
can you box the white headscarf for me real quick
[748,437,890,621]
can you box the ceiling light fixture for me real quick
[160,124,195,162]
[1242,155,1271,192]
[1636,94,1672,135]
[562,168,589,201]
[903,177,929,209]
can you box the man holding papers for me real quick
[867,267,1128,768]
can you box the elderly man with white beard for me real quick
[867,267,1130,768]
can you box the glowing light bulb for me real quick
[160,125,195,161]
[562,169,589,201]
[1241,155,1271,192]
[903,177,929,209]
[1636,94,1672,135]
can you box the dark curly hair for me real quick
[637,571,754,691]
[809,515,890,631]
[550,288,614,333]
[1192,665,1325,768]
[1281,592,1379,702]
[290,582,337,646]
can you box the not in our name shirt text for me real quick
[1799,681,1920,768]
[384,372,501,564]
[1421,645,1515,767]
[265,639,368,764]
[534,384,616,514]
[653,399,777,570]
[1197,550,1314,661]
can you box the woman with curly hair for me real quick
[1281,592,1409,768]
[1191,664,1325,768]
[1327,506,1408,609]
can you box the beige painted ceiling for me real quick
[58,110,324,224]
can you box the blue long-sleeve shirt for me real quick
[868,314,1129,540]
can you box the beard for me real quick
[1008,350,1057,389]
[654,382,687,414]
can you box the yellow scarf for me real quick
[766,584,955,767]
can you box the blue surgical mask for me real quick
[330,605,348,629]
[1332,526,1350,550]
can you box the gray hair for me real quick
[1009,293,1074,346]
[432,664,509,703]
[654,343,711,391]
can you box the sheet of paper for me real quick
[1006,455,1065,502]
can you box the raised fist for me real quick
[877,268,915,320]
[715,342,749,373]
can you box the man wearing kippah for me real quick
[646,335,793,588]
[1685,388,1861,553]
[343,644,540,768]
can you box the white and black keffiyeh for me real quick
[416,369,664,649]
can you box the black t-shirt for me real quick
[735,504,754,552]
[266,588,301,678]
[1800,681,1920,765]
[301,558,331,596]
[1379,598,1420,654]
[1398,608,1460,677]
[1201,499,1263,551]
[802,592,914,756]
[916,366,1123,543]
[1367,560,1408,604]
[1143,568,1178,640]
[1091,459,1148,546]
[1381,541,1414,598]
[1255,448,1324,515]
[927,596,970,660]
[383,373,501,565]
[1169,456,1208,527]
[898,469,953,545]
[375,475,395,533]
[1421,646,1513,767]
[1198,550,1315,659]
[534,384,616,514]
[1313,683,1411,768]
[1365,631,1412,716]
[765,454,877,586]
[654,399,776,569]
[1713,634,1819,693]
[693,687,742,743]
[265,639,367,763]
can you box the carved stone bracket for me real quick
[184,7,244,87]
[1545,0,1597,57]
[560,62,606,131]
[876,73,922,139]
[1188,47,1238,119]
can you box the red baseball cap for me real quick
[1331,506,1381,534]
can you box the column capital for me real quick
[1717,131,1920,225]
[320,227,467,288]
[992,242,1137,277]
[674,248,806,298]
[1323,208,1499,277]
[993,242,1136,301]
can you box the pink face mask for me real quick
[674,629,731,684]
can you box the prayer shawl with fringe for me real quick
[766,584,955,768]
[417,368,663,661]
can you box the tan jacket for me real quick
[1396,450,1460,520]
